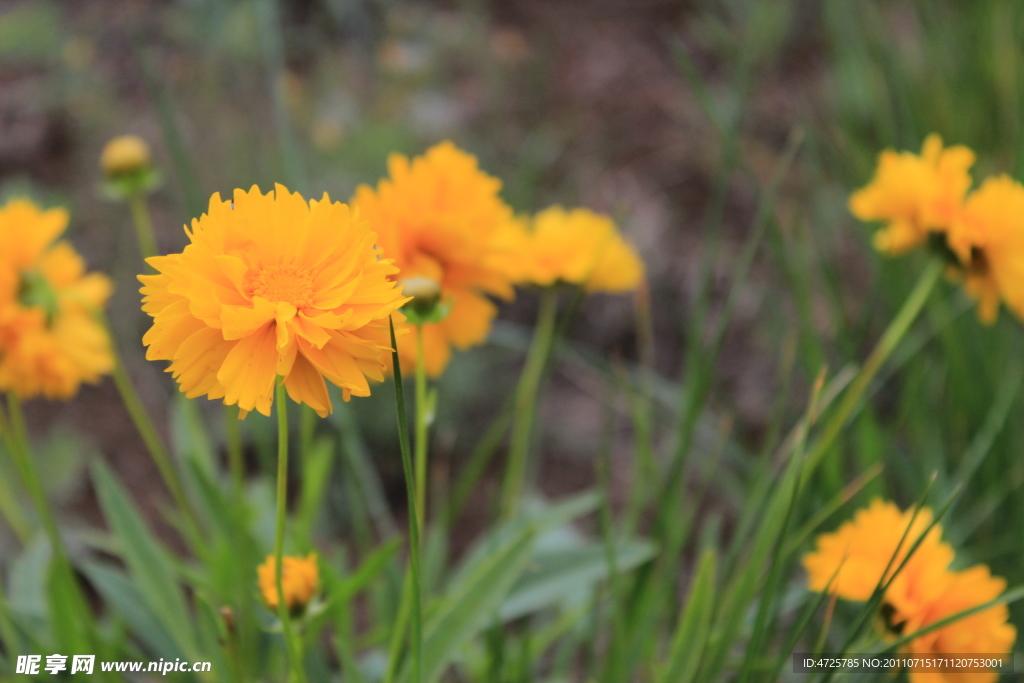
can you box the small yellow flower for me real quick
[850,134,974,254]
[903,565,1016,683]
[139,185,409,418]
[100,135,152,178]
[945,175,1024,324]
[352,141,524,377]
[802,499,953,602]
[519,206,644,293]
[0,199,113,399]
[257,553,319,614]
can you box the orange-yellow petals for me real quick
[257,553,319,614]
[804,500,1016,683]
[139,185,408,418]
[520,206,644,293]
[904,565,1016,683]
[352,141,524,377]
[850,134,974,254]
[802,499,952,603]
[0,199,114,400]
[946,175,1024,324]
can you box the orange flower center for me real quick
[246,265,315,308]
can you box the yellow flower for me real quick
[802,499,953,602]
[351,141,524,377]
[100,135,152,178]
[520,206,644,293]
[850,134,974,254]
[139,185,409,418]
[0,199,113,399]
[257,553,319,614]
[945,175,1024,324]
[903,565,1016,683]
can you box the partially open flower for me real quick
[850,134,974,255]
[257,553,319,615]
[946,175,1024,323]
[518,206,644,293]
[352,141,524,376]
[0,199,113,399]
[802,499,952,602]
[100,135,152,179]
[903,565,1016,683]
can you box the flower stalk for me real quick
[501,288,560,519]
[805,258,943,470]
[390,318,422,683]
[414,324,430,527]
[272,382,306,683]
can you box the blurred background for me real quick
[2,0,1023,629]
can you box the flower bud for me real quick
[400,275,442,311]
[257,553,319,616]
[100,135,151,179]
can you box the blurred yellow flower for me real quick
[802,499,952,602]
[100,135,152,178]
[0,199,113,399]
[946,175,1024,324]
[903,565,1016,683]
[519,206,644,293]
[257,553,319,614]
[352,141,523,377]
[804,499,1015,682]
[139,185,408,418]
[850,134,974,254]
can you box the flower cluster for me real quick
[351,141,645,376]
[0,199,114,399]
[803,500,1015,683]
[138,143,645,415]
[851,133,1024,323]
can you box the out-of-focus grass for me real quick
[0,1,1022,681]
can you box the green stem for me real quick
[414,324,429,527]
[2,396,62,554]
[0,435,30,542]
[501,289,560,519]
[389,318,422,683]
[109,346,201,549]
[805,259,943,470]
[1,395,100,661]
[225,404,244,497]
[128,192,159,261]
[273,383,306,683]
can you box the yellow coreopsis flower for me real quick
[257,553,319,614]
[139,185,409,418]
[903,565,1016,683]
[850,134,974,254]
[351,141,524,377]
[520,206,644,293]
[802,499,953,602]
[0,199,113,399]
[946,175,1024,324]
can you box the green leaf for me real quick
[660,549,716,683]
[80,561,183,660]
[295,436,335,544]
[499,540,657,622]
[91,460,199,660]
[398,523,538,683]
